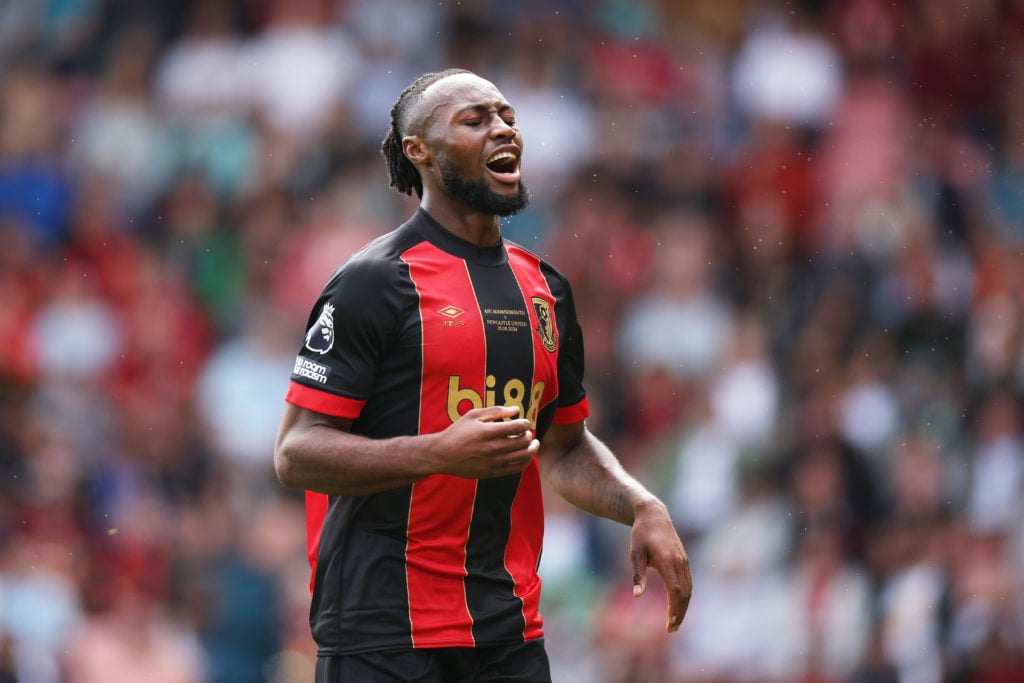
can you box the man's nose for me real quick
[491,119,516,140]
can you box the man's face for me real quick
[417,74,530,216]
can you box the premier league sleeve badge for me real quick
[304,303,336,354]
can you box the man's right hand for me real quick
[427,405,540,479]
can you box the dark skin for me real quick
[275,72,692,632]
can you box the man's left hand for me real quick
[629,500,692,633]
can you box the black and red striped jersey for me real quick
[284,208,589,656]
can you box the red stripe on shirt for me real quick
[402,242,485,647]
[506,246,563,421]
[305,490,329,594]
[285,380,366,419]
[505,459,545,640]
[504,247,567,636]
[553,396,590,425]
[403,474,478,647]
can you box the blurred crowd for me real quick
[1,0,1023,681]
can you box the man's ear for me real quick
[402,136,430,166]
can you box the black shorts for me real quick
[314,639,552,683]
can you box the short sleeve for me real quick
[550,272,589,425]
[285,257,403,419]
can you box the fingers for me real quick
[492,434,539,472]
[631,545,693,633]
[481,420,539,477]
[668,593,691,633]
[630,548,648,598]
[666,586,692,632]
[472,405,523,423]
[469,407,533,438]
[493,421,534,439]
[664,563,693,633]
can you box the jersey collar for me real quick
[414,208,509,267]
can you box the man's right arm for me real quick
[274,403,540,496]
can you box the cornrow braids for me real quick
[380,68,472,197]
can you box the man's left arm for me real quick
[537,420,693,632]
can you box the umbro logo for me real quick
[438,305,466,327]
[438,305,465,319]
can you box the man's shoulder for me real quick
[505,239,572,290]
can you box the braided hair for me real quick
[381,68,471,198]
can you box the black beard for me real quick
[437,155,530,217]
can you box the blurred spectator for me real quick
[69,25,175,216]
[718,116,819,295]
[64,575,205,683]
[947,526,1024,681]
[905,0,1004,129]
[708,312,779,449]
[668,470,792,682]
[666,389,745,536]
[174,493,300,683]
[592,562,672,683]
[0,532,82,683]
[888,434,955,521]
[730,4,842,130]
[966,222,1024,389]
[0,225,45,384]
[767,518,873,682]
[0,64,72,247]
[342,0,444,141]
[161,176,247,328]
[838,332,902,457]
[270,165,394,325]
[154,0,249,121]
[243,0,361,140]
[966,390,1024,535]
[872,515,952,683]
[987,84,1024,242]
[28,266,122,382]
[665,313,779,534]
[154,1,261,201]
[813,77,917,259]
[617,213,732,383]
[194,304,294,473]
[536,490,603,683]
[0,0,103,68]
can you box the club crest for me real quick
[532,297,557,353]
[304,303,335,354]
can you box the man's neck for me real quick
[419,197,502,247]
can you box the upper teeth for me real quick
[487,151,516,164]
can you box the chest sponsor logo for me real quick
[447,375,546,428]
[304,303,335,354]
[293,356,331,384]
[532,297,557,352]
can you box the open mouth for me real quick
[485,149,521,183]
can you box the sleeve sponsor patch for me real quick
[293,356,331,384]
